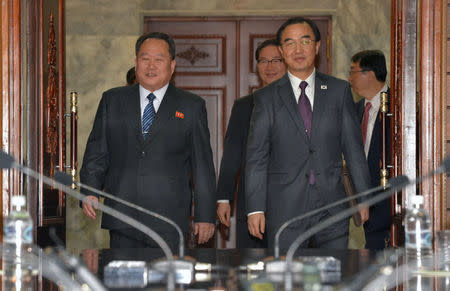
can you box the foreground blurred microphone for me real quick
[0,150,176,290]
[282,155,450,291]
[54,170,196,282]
[262,175,409,275]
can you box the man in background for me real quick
[349,50,391,250]
[126,66,137,86]
[216,39,286,248]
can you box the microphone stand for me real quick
[48,228,107,291]
[54,170,186,258]
[0,151,176,291]
[263,175,408,275]
[54,171,196,282]
[283,158,450,291]
[1,243,84,290]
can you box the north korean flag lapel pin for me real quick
[321,85,327,90]
[175,111,184,119]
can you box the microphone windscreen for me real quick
[440,155,450,174]
[0,150,15,169]
[54,171,73,186]
[388,175,409,189]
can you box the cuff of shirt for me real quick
[248,211,264,216]
[217,200,229,203]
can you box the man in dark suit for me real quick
[245,17,372,250]
[349,50,390,250]
[216,39,286,248]
[80,32,216,249]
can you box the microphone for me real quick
[48,228,107,291]
[272,175,409,259]
[0,150,176,290]
[282,155,450,291]
[1,242,84,290]
[53,170,186,258]
[262,175,410,275]
[53,170,196,283]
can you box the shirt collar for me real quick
[287,69,316,93]
[365,84,387,110]
[139,83,169,103]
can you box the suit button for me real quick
[309,149,314,154]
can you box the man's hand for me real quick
[194,222,215,244]
[217,203,231,227]
[82,195,99,220]
[248,213,265,239]
[359,204,370,224]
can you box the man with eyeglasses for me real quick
[349,50,391,250]
[245,17,371,250]
[216,39,286,248]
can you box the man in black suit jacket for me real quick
[349,50,391,250]
[80,32,216,249]
[216,39,286,248]
[246,17,372,250]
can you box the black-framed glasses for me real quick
[257,58,283,65]
[282,39,315,50]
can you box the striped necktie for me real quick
[142,93,156,137]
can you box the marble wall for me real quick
[66,0,390,254]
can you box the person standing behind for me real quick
[126,66,137,86]
[80,32,216,249]
[245,17,371,250]
[216,39,286,248]
[349,50,390,250]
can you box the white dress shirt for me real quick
[139,83,169,118]
[287,69,316,110]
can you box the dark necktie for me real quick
[298,81,312,138]
[361,102,372,145]
[298,81,314,184]
[142,93,156,137]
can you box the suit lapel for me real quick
[125,84,145,144]
[143,83,179,147]
[277,75,309,142]
[310,72,327,144]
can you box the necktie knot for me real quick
[365,101,372,112]
[299,81,308,92]
[147,93,156,102]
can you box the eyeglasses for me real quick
[348,70,367,75]
[257,58,283,65]
[282,39,315,50]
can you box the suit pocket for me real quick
[267,172,288,184]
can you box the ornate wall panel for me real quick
[174,35,226,75]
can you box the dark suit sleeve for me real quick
[191,99,217,223]
[216,100,247,201]
[341,84,371,202]
[245,93,271,214]
[79,94,110,200]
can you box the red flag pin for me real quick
[175,111,184,119]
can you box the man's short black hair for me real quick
[135,32,176,60]
[351,50,387,82]
[255,39,279,61]
[126,67,136,86]
[276,17,321,45]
